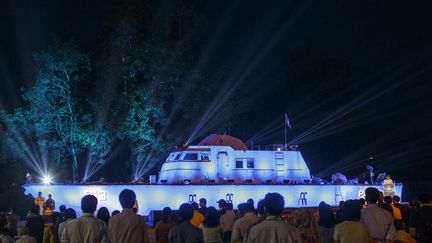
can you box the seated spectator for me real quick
[96,207,110,226]
[16,227,37,243]
[61,195,109,243]
[155,207,176,243]
[190,202,205,227]
[246,193,301,243]
[409,193,432,243]
[58,208,76,240]
[361,187,396,242]
[219,203,235,243]
[169,203,204,243]
[26,206,44,243]
[317,202,335,243]
[294,209,320,243]
[0,228,14,243]
[108,189,149,243]
[334,200,372,243]
[232,203,257,243]
[199,207,223,243]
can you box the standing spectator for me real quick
[0,228,14,243]
[232,203,257,243]
[169,203,204,243]
[404,199,420,232]
[219,203,235,243]
[409,193,432,243]
[377,191,393,216]
[217,200,227,219]
[6,208,18,237]
[34,192,45,216]
[335,201,345,224]
[334,200,372,243]
[58,205,67,223]
[16,227,37,243]
[190,202,205,227]
[155,207,176,243]
[61,195,108,243]
[247,193,301,243]
[96,207,110,226]
[245,200,266,240]
[317,203,335,243]
[199,207,223,243]
[384,196,403,230]
[45,194,55,211]
[392,195,409,230]
[361,187,396,242]
[199,198,208,216]
[58,208,76,240]
[108,189,149,243]
[294,209,320,243]
[27,207,45,243]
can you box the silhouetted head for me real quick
[264,193,285,216]
[199,198,207,207]
[65,208,77,220]
[162,207,172,222]
[81,195,98,214]
[179,203,194,221]
[59,205,67,213]
[365,187,380,204]
[96,207,110,223]
[392,195,401,203]
[318,203,335,228]
[384,196,393,204]
[119,189,136,209]
[111,210,120,217]
[257,200,265,215]
[203,206,219,228]
[341,200,361,221]
[226,203,233,210]
[191,202,199,210]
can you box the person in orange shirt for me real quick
[190,202,205,227]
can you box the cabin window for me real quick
[174,153,182,161]
[183,153,198,161]
[201,152,210,161]
[235,159,243,168]
[247,159,255,168]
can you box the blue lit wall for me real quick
[23,184,402,216]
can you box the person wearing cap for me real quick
[16,227,37,243]
[198,198,208,216]
[217,199,227,219]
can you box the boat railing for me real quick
[248,144,299,151]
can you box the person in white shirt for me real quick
[361,187,396,243]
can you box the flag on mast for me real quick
[285,113,292,128]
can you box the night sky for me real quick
[1,0,431,181]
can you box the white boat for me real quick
[158,134,311,184]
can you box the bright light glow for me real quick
[277,148,281,151]
[43,176,52,185]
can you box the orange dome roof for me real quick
[198,134,248,150]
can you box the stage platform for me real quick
[23,183,402,216]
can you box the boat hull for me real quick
[23,183,402,216]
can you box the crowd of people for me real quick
[0,187,431,243]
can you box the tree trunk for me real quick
[72,149,78,183]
